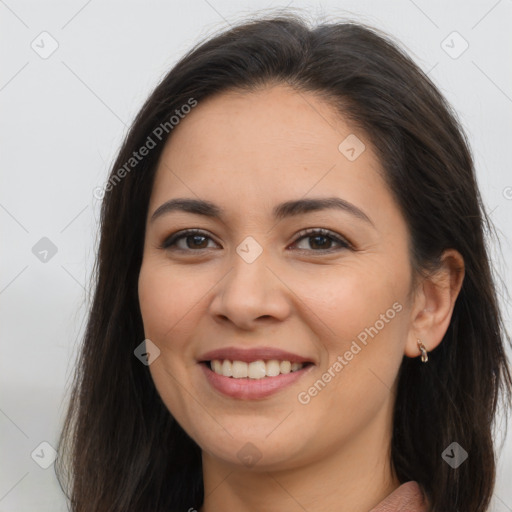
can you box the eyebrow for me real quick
[150,197,374,226]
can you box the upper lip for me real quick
[198,346,314,364]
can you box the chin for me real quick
[194,422,312,471]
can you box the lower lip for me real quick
[200,363,313,400]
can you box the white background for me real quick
[1,1,511,510]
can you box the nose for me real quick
[209,247,291,331]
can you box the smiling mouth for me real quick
[203,359,314,379]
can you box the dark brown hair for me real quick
[55,13,512,512]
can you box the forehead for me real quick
[160,85,366,166]
[149,85,390,220]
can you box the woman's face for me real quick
[138,85,417,471]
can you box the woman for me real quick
[55,13,512,512]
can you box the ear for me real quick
[404,249,465,359]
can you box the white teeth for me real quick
[232,361,248,378]
[248,360,266,379]
[280,361,291,374]
[210,359,306,379]
[221,359,232,377]
[291,362,302,372]
[266,359,281,377]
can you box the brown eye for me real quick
[184,234,209,249]
[161,229,219,251]
[292,228,352,252]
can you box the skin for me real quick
[138,84,464,512]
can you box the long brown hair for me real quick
[55,13,512,511]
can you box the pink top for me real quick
[369,481,429,512]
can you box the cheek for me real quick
[294,262,409,399]
[138,261,202,420]
[138,260,205,345]
[296,262,407,344]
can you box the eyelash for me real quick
[160,228,353,253]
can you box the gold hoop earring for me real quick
[417,339,428,363]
